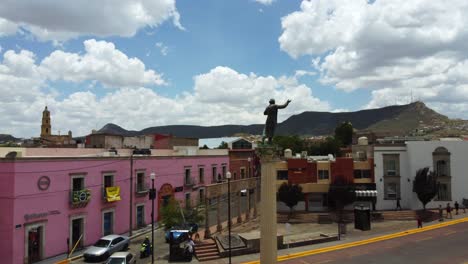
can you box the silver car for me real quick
[105,252,136,264]
[83,235,130,262]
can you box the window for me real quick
[103,211,114,236]
[276,170,288,180]
[212,166,217,183]
[383,154,399,176]
[385,182,398,200]
[222,165,227,179]
[240,168,246,179]
[136,172,146,192]
[436,160,448,177]
[354,170,371,179]
[111,237,123,246]
[72,177,84,191]
[126,254,133,263]
[318,170,329,180]
[437,183,451,201]
[199,167,204,184]
[199,189,205,203]
[104,175,114,188]
[185,168,192,185]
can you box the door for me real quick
[103,212,113,235]
[136,205,145,228]
[28,227,42,263]
[71,218,84,250]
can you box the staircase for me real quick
[194,239,220,262]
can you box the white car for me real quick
[83,235,130,262]
[105,252,136,264]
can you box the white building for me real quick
[374,141,468,210]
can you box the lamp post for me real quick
[149,172,156,264]
[226,171,232,264]
[129,154,134,237]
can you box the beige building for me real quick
[40,106,74,146]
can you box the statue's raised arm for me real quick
[263,99,292,144]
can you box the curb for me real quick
[242,217,468,264]
[54,225,162,264]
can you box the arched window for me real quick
[436,160,447,176]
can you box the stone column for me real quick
[216,195,222,232]
[237,192,242,224]
[258,146,279,264]
[253,179,258,218]
[245,188,251,221]
[204,197,211,239]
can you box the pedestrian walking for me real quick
[438,205,444,222]
[396,198,402,211]
[454,201,459,215]
[446,203,453,219]
[417,217,423,228]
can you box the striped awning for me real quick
[355,190,378,197]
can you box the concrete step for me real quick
[197,255,221,262]
[196,247,218,254]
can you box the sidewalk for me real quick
[204,211,468,264]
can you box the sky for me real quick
[2,0,468,138]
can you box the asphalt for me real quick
[279,221,468,264]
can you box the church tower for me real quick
[41,106,51,138]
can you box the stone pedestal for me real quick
[258,145,280,264]
[204,197,211,239]
[216,196,222,232]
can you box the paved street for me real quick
[281,221,468,264]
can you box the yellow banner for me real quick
[106,186,121,202]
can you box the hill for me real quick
[97,102,452,138]
[0,134,19,143]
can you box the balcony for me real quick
[136,182,150,196]
[184,177,196,187]
[70,189,91,207]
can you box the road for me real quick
[281,221,468,264]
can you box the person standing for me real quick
[396,198,402,211]
[446,203,453,219]
[438,205,444,222]
[454,201,459,215]
[417,217,423,228]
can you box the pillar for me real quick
[253,179,259,218]
[237,193,242,224]
[216,196,222,232]
[245,188,251,221]
[258,146,279,264]
[204,197,211,239]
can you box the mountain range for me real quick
[97,101,454,138]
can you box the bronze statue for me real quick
[263,98,291,144]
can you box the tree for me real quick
[217,141,228,149]
[334,121,353,147]
[273,135,305,154]
[327,175,355,240]
[413,167,438,210]
[200,144,209,149]
[277,182,304,219]
[160,197,204,230]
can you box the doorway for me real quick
[27,226,43,263]
[71,218,84,250]
[136,205,145,228]
[103,211,114,235]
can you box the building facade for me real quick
[0,148,228,264]
[374,141,468,210]
[39,107,74,146]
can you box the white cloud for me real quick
[255,0,275,5]
[279,0,468,118]
[0,0,183,41]
[40,39,166,88]
[155,42,169,56]
[0,44,329,137]
[0,17,17,36]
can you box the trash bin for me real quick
[354,205,371,231]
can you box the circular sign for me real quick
[37,176,51,191]
[78,191,88,202]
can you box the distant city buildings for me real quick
[39,106,75,146]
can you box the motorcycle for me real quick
[140,241,152,258]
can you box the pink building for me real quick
[0,149,228,264]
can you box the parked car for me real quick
[105,252,136,264]
[83,235,130,262]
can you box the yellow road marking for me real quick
[241,217,468,264]
[414,236,433,242]
[444,230,456,236]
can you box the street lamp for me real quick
[149,172,156,264]
[247,157,251,178]
[226,171,232,264]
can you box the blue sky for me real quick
[1,0,468,137]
